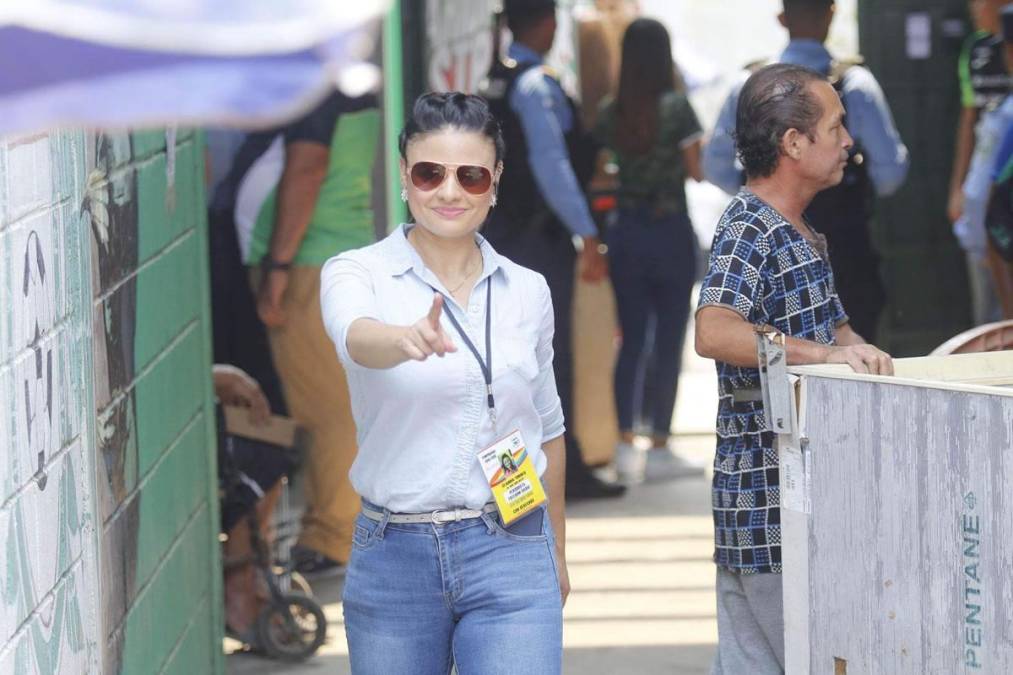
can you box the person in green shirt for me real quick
[951,0,1010,225]
[592,18,705,483]
[232,90,381,577]
[949,0,1011,325]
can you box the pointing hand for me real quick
[398,293,458,361]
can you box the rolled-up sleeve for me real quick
[319,253,381,368]
[697,218,770,320]
[531,276,565,440]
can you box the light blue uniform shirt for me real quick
[703,39,910,197]
[320,225,565,513]
[507,42,597,238]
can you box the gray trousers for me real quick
[710,568,785,675]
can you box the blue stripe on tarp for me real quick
[0,61,333,133]
[0,26,320,93]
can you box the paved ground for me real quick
[227,305,720,675]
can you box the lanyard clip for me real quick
[487,385,498,428]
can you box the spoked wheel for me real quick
[256,593,327,661]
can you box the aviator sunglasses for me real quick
[409,161,494,195]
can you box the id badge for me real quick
[477,429,547,525]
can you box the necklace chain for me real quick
[446,255,481,295]
[409,228,481,296]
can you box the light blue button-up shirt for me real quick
[703,39,910,197]
[320,225,565,513]
[507,42,597,238]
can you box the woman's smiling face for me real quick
[401,128,501,240]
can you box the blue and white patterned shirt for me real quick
[697,190,848,574]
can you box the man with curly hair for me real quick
[695,63,894,673]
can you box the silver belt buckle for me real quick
[431,508,460,524]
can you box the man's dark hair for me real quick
[783,0,834,18]
[504,0,556,36]
[399,92,505,164]
[735,63,825,180]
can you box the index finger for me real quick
[427,293,444,329]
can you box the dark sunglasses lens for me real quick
[411,162,446,191]
[456,165,492,194]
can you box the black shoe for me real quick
[565,474,627,501]
[291,545,346,580]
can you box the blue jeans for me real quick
[606,207,697,436]
[342,502,563,674]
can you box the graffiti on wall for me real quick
[21,232,52,490]
[3,128,212,674]
[426,0,498,93]
[2,132,96,673]
[83,131,143,674]
[21,230,53,491]
[87,132,139,520]
[424,0,579,97]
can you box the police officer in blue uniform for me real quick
[482,0,624,500]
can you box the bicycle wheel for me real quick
[256,593,327,661]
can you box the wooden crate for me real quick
[772,351,1013,674]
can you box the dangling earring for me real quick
[490,182,498,208]
[490,193,498,208]
[400,187,408,202]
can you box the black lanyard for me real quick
[437,277,497,428]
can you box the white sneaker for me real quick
[644,447,706,482]
[614,441,645,485]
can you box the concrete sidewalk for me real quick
[227,298,720,675]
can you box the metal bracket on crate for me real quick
[756,328,795,435]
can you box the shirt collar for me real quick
[779,39,833,75]
[508,42,543,67]
[385,224,504,284]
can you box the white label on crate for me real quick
[781,445,808,513]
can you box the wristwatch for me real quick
[260,256,293,273]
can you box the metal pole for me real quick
[383,1,407,231]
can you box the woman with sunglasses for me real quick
[320,92,568,674]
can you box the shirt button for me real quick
[470,305,480,314]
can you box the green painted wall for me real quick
[0,129,222,673]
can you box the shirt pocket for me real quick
[494,336,540,382]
